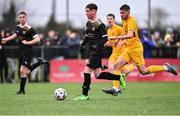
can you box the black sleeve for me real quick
[80,26,89,46]
[97,23,108,46]
[15,26,20,36]
[80,36,88,46]
[30,27,38,38]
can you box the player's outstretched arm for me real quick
[117,30,134,40]
[1,34,17,44]
[109,31,134,40]
[22,35,40,45]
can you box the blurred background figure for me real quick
[0,29,9,83]
[151,31,165,57]
[58,30,71,45]
[66,30,80,47]
[140,29,154,58]
[152,31,165,47]
[173,30,180,58]
[4,28,17,83]
[0,44,6,83]
[163,28,175,57]
[164,27,175,47]
[45,30,59,46]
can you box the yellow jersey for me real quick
[122,16,143,49]
[107,24,124,55]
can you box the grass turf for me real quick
[0,82,180,115]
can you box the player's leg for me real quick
[29,57,49,71]
[97,56,128,89]
[102,58,122,95]
[120,63,135,76]
[137,64,177,75]
[102,69,122,96]
[74,58,94,101]
[17,65,30,94]
[108,56,121,89]
[113,52,131,90]
[16,55,31,94]
[130,50,177,75]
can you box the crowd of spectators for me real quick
[140,28,180,58]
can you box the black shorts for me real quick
[86,54,102,69]
[19,54,32,69]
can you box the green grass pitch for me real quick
[0,82,180,115]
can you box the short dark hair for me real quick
[18,11,27,16]
[85,3,98,10]
[120,4,130,11]
[107,13,115,19]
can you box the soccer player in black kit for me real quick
[74,3,123,101]
[1,11,48,94]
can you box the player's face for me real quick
[107,16,115,27]
[18,14,27,25]
[120,10,129,20]
[85,8,95,20]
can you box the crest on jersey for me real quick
[92,27,95,31]
[23,31,26,35]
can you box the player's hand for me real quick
[22,40,29,45]
[1,38,7,44]
[113,39,119,47]
[117,41,124,48]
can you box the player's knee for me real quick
[20,68,29,75]
[114,64,119,70]
[20,69,25,75]
[139,70,148,75]
[94,73,100,79]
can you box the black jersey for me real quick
[15,23,38,55]
[85,18,107,55]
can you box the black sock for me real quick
[97,72,120,80]
[82,73,91,96]
[20,77,27,91]
[29,62,41,71]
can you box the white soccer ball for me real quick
[54,88,67,100]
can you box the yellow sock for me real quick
[112,70,120,88]
[147,65,164,73]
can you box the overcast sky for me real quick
[1,0,180,28]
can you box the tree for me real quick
[151,8,169,29]
[0,1,17,30]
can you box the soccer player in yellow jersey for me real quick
[110,4,177,81]
[97,4,177,90]
[102,13,135,95]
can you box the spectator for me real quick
[38,33,45,45]
[65,30,80,58]
[151,31,165,47]
[140,30,154,58]
[164,27,175,47]
[174,30,180,58]
[58,30,71,45]
[45,30,59,46]
[151,31,164,57]
[0,30,9,83]
[66,31,80,47]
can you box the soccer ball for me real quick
[54,88,67,100]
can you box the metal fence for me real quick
[3,45,180,59]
